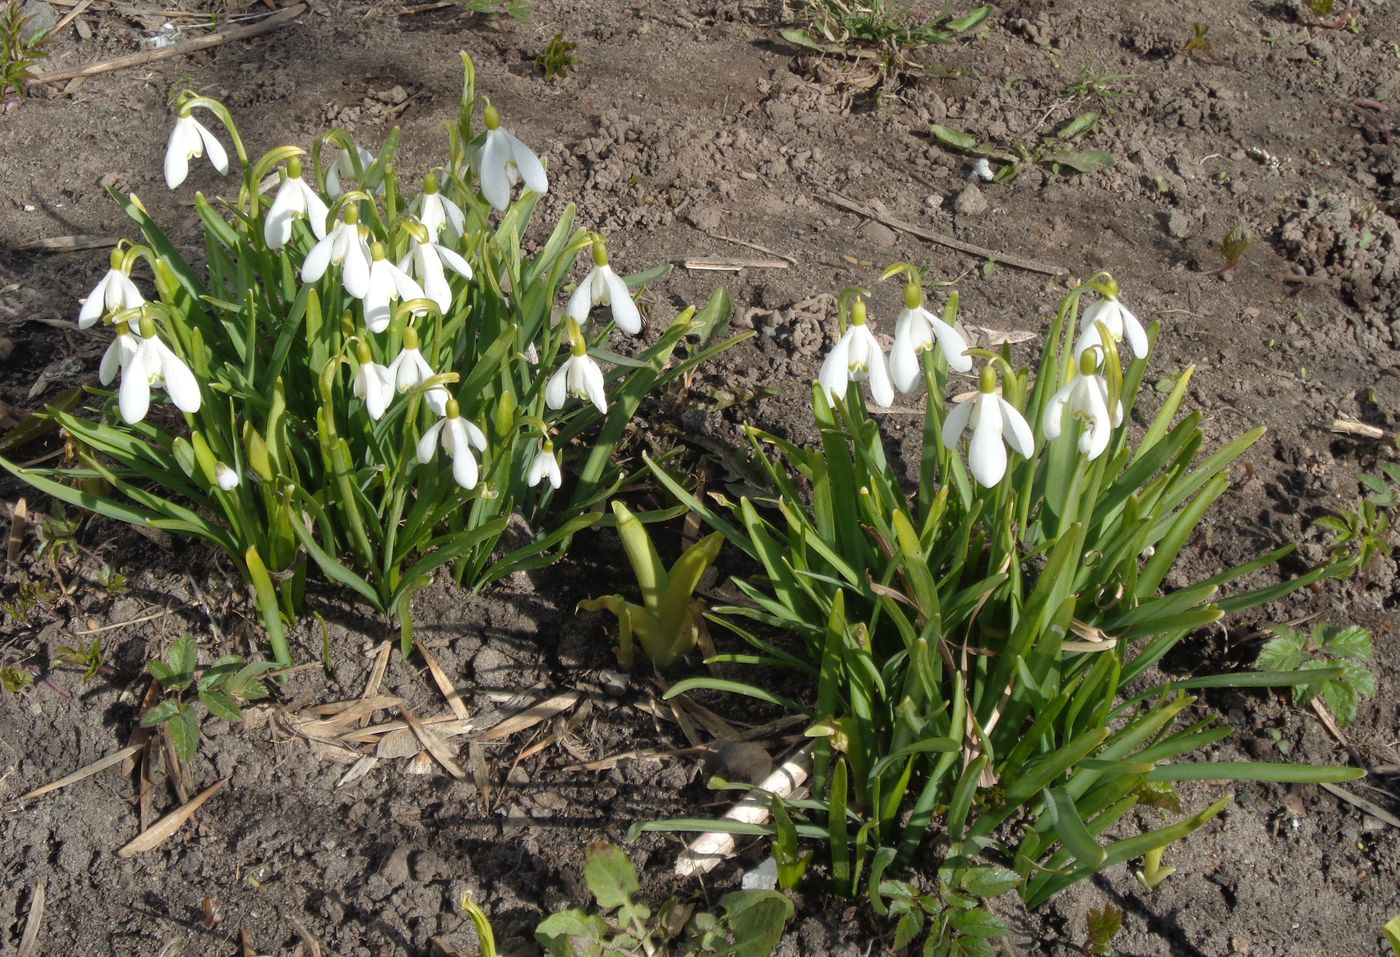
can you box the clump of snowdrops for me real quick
[641,267,1361,946]
[1,55,738,665]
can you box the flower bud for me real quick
[903,281,922,310]
[215,462,240,491]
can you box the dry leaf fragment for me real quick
[402,708,467,780]
[117,778,227,858]
[20,744,143,800]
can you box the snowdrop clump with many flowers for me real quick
[14,55,738,666]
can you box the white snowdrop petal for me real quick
[603,270,641,335]
[417,420,446,464]
[941,395,975,451]
[998,398,1034,458]
[508,132,549,195]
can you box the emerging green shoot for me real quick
[1218,224,1254,272]
[578,501,723,669]
[536,33,578,80]
[0,0,48,100]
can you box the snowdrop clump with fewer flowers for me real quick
[815,271,1149,488]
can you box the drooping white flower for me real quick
[942,366,1035,488]
[1043,353,1123,461]
[264,156,329,249]
[818,297,895,409]
[889,282,972,394]
[79,250,146,329]
[477,102,548,212]
[410,172,466,241]
[98,321,142,386]
[115,317,202,425]
[398,234,473,315]
[545,325,607,414]
[326,146,378,199]
[363,243,427,333]
[417,399,489,490]
[1074,290,1148,360]
[566,234,641,335]
[164,108,229,190]
[352,342,394,421]
[526,438,562,490]
[386,327,449,415]
[302,206,372,299]
[215,462,240,491]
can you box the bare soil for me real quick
[1,1,1398,955]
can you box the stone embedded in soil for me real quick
[953,184,989,218]
[858,219,898,247]
[1167,209,1193,239]
[686,205,722,231]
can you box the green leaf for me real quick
[199,688,243,723]
[168,705,200,763]
[1322,624,1372,660]
[720,890,794,957]
[949,907,1009,938]
[1046,150,1115,174]
[1045,787,1106,869]
[930,124,981,153]
[1056,112,1099,139]
[1384,914,1400,957]
[147,660,178,688]
[582,843,639,912]
[1146,762,1365,783]
[958,866,1021,898]
[167,636,196,680]
[535,909,608,957]
[140,698,181,727]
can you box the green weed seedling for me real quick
[0,664,33,694]
[1,0,49,100]
[1256,623,1376,727]
[1081,905,1124,955]
[1316,464,1398,577]
[781,0,991,98]
[930,112,1115,182]
[55,637,105,682]
[1215,225,1254,275]
[536,34,578,80]
[535,843,793,957]
[1063,62,1133,103]
[1386,914,1400,957]
[143,636,275,764]
[579,501,723,669]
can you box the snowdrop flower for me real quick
[352,342,394,420]
[98,319,142,387]
[302,205,372,299]
[164,107,229,189]
[477,102,548,212]
[79,249,146,329]
[566,234,641,335]
[215,462,240,491]
[364,243,427,333]
[115,316,202,425]
[326,146,377,199]
[387,327,449,415]
[526,438,562,490]
[818,296,895,409]
[1074,283,1148,360]
[417,399,488,490]
[411,173,466,241]
[890,281,972,394]
[1043,351,1122,461]
[264,156,329,249]
[942,365,1034,488]
[398,228,473,315]
[545,320,607,414]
